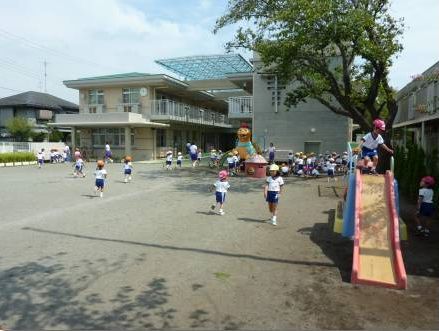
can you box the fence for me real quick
[0,142,66,160]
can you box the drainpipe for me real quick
[421,120,425,150]
[274,75,278,113]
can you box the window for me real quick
[88,90,104,104]
[122,88,140,104]
[92,128,134,147]
[156,129,166,147]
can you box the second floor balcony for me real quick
[151,99,231,128]
[228,96,253,119]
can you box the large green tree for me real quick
[214,0,404,131]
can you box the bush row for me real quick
[394,144,439,203]
[0,152,36,163]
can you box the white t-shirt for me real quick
[197,152,202,158]
[105,144,111,151]
[95,169,107,179]
[288,154,293,160]
[166,154,173,162]
[210,152,217,159]
[281,166,289,174]
[419,188,434,203]
[297,158,304,165]
[233,155,239,163]
[189,144,197,154]
[177,155,183,161]
[266,176,284,192]
[362,132,384,150]
[123,162,132,170]
[75,159,84,168]
[227,156,234,164]
[326,161,336,171]
[37,152,44,160]
[64,146,70,153]
[268,146,276,153]
[214,180,230,193]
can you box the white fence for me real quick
[0,142,66,160]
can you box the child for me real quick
[37,149,44,168]
[74,148,81,160]
[165,151,173,170]
[210,149,217,164]
[177,152,183,168]
[264,164,284,225]
[211,170,230,215]
[280,163,289,176]
[233,151,240,173]
[50,150,56,163]
[73,157,85,178]
[415,176,435,237]
[105,142,113,163]
[358,119,393,173]
[227,152,235,175]
[327,158,336,182]
[268,142,276,164]
[197,150,202,165]
[123,156,133,183]
[94,160,107,198]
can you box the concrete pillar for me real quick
[71,127,76,151]
[421,121,425,150]
[125,126,132,156]
[152,128,157,160]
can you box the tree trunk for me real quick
[376,131,393,174]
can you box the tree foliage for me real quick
[215,0,404,131]
[6,117,33,141]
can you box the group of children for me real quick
[164,150,204,170]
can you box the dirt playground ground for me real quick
[0,162,438,329]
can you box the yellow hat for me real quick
[269,164,279,171]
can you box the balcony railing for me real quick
[151,99,231,127]
[228,96,253,119]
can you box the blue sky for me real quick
[0,0,437,102]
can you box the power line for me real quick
[0,28,121,72]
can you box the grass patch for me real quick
[0,152,36,163]
[214,272,231,280]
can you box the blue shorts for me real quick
[216,191,226,203]
[177,160,182,166]
[269,152,275,161]
[228,163,234,169]
[362,146,377,159]
[288,159,293,166]
[75,165,82,171]
[190,153,197,161]
[298,164,304,170]
[95,179,104,189]
[38,159,44,164]
[105,151,112,158]
[166,160,172,165]
[124,169,132,175]
[266,191,279,204]
[420,202,434,217]
[328,169,334,177]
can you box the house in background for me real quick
[393,60,439,152]
[0,91,79,139]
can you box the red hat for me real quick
[240,122,249,129]
[422,176,435,186]
[373,119,386,131]
[218,170,228,180]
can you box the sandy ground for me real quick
[0,162,437,330]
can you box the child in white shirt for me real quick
[73,158,85,177]
[211,170,230,215]
[416,176,435,237]
[123,156,133,183]
[227,152,235,175]
[37,149,44,168]
[197,150,202,165]
[177,152,183,168]
[94,160,107,198]
[327,158,336,182]
[165,151,173,170]
[281,163,289,176]
[264,164,284,225]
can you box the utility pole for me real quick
[43,60,47,93]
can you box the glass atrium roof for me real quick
[155,54,253,81]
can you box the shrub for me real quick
[0,152,36,163]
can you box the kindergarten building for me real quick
[52,54,352,160]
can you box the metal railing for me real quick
[228,96,253,116]
[151,99,230,127]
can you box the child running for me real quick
[211,170,230,215]
[94,160,107,198]
[358,119,393,173]
[197,150,202,165]
[123,156,133,183]
[165,151,173,170]
[177,152,183,168]
[37,149,44,168]
[264,164,284,226]
[227,152,235,175]
[73,157,85,177]
[415,176,435,237]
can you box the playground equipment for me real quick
[334,143,408,289]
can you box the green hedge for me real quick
[0,152,36,163]
[394,144,439,203]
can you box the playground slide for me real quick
[351,170,407,289]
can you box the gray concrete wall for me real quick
[252,70,351,153]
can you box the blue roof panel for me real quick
[155,54,253,81]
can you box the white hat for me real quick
[329,158,335,162]
[166,150,172,154]
[269,164,279,171]
[178,152,182,155]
